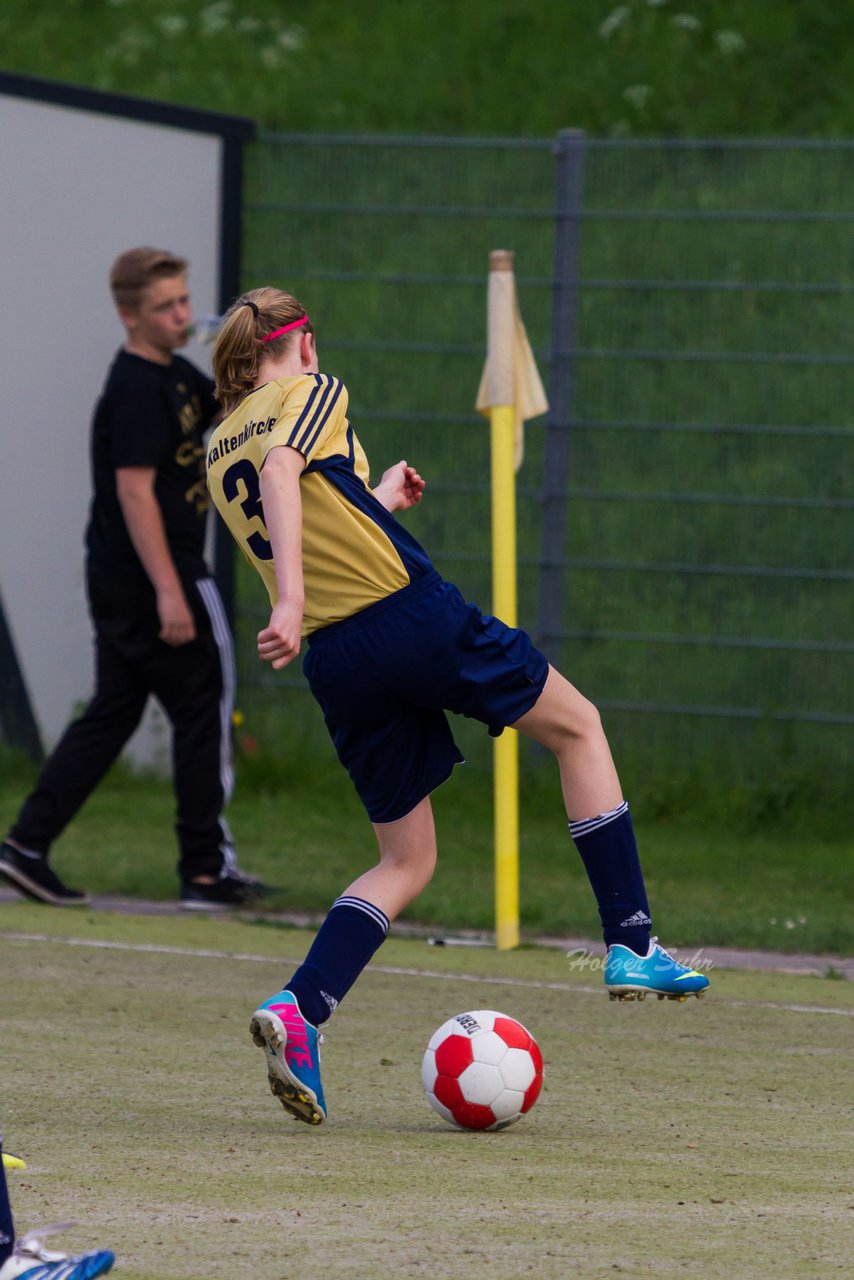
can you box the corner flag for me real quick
[475,250,548,950]
[475,250,548,470]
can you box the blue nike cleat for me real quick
[605,937,710,1002]
[0,1223,115,1280]
[249,990,327,1125]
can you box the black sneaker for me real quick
[179,871,270,911]
[0,840,90,906]
[228,868,272,898]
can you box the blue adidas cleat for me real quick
[605,937,710,1002]
[0,1224,115,1280]
[250,990,327,1125]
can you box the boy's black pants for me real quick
[8,573,236,883]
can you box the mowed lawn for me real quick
[1,905,852,1280]
[0,758,851,956]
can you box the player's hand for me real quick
[258,600,303,669]
[157,586,196,646]
[400,462,426,508]
[375,459,426,512]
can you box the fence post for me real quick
[536,129,585,659]
[212,133,250,633]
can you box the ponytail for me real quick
[213,287,313,413]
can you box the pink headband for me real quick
[259,314,310,344]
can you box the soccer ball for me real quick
[421,1009,544,1131]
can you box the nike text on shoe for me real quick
[249,989,327,1125]
[0,843,90,907]
[0,1222,115,1280]
[605,937,710,1002]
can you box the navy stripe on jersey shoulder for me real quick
[298,377,343,456]
[294,375,335,452]
[285,375,324,449]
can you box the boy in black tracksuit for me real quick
[0,247,267,909]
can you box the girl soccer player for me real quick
[207,288,708,1126]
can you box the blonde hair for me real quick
[110,247,187,310]
[213,287,314,413]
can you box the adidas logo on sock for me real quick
[620,911,652,928]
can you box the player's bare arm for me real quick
[257,444,305,669]
[373,460,426,512]
[115,466,196,645]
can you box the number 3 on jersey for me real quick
[222,459,273,561]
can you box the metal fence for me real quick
[237,132,854,791]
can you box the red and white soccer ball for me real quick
[421,1010,544,1131]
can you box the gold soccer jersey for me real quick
[206,375,433,635]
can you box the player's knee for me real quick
[380,844,436,895]
[576,694,604,740]
[553,693,605,751]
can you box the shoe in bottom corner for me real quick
[0,1223,115,1280]
[249,989,327,1125]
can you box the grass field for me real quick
[3,1,854,138]
[0,751,851,957]
[1,904,852,1280]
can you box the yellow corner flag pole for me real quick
[475,250,548,951]
[491,388,519,951]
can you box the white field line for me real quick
[1,930,852,1018]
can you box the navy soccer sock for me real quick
[286,895,390,1027]
[0,1142,15,1266]
[569,801,652,954]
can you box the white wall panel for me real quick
[0,89,224,766]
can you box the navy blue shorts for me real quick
[302,570,549,823]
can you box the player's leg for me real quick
[0,1134,114,1280]
[346,794,438,918]
[398,583,657,976]
[512,665,708,1000]
[424,580,707,1002]
[0,1136,13,1272]
[251,797,437,1124]
[251,584,462,1125]
[285,794,436,1022]
[511,665,650,944]
[0,629,148,906]
[512,665,624,816]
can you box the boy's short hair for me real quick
[109,247,188,310]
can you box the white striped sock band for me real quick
[568,800,629,840]
[332,895,390,935]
